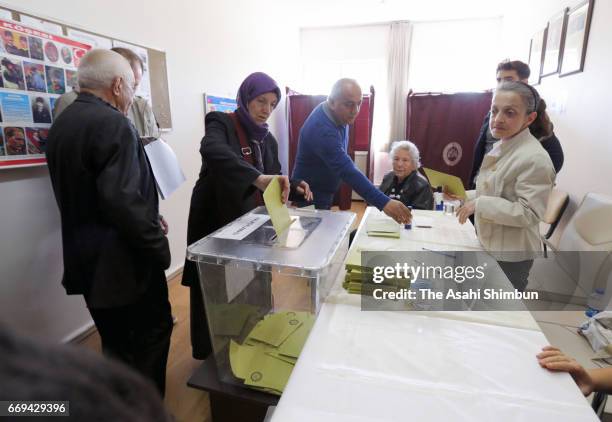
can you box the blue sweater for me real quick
[292,103,389,210]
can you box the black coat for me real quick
[468,113,564,189]
[46,93,169,309]
[182,111,286,359]
[182,112,282,286]
[379,170,434,210]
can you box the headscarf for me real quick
[235,72,281,142]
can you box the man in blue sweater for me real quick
[292,78,411,224]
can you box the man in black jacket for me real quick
[45,49,172,396]
[468,60,564,189]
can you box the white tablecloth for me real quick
[271,208,598,422]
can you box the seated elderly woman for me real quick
[379,140,433,210]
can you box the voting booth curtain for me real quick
[286,88,375,210]
[286,90,327,177]
[406,91,493,186]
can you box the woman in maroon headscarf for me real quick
[182,72,312,359]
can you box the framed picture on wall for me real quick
[528,28,547,85]
[560,0,595,77]
[541,8,569,77]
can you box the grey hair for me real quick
[329,78,361,101]
[390,140,421,169]
[496,81,539,113]
[77,49,134,91]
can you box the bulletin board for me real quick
[0,17,90,168]
[0,5,172,169]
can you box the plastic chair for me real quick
[545,193,612,300]
[541,188,569,257]
[547,193,612,253]
[591,391,607,418]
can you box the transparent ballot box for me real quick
[187,206,355,393]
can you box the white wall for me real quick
[299,23,391,159]
[0,0,300,341]
[408,18,502,92]
[501,0,612,236]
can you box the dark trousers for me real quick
[498,260,534,292]
[189,278,213,360]
[88,273,173,397]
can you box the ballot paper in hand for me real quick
[263,176,292,236]
[143,138,186,199]
[423,167,466,199]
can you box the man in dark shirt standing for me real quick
[45,49,172,397]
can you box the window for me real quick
[408,18,502,92]
[299,24,390,150]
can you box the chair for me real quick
[529,193,612,306]
[591,391,607,418]
[542,193,612,303]
[547,193,612,253]
[541,188,569,257]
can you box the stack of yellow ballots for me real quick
[342,217,410,295]
[343,266,411,295]
[229,311,315,395]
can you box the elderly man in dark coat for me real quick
[45,49,172,396]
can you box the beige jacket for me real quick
[53,91,159,138]
[128,96,160,138]
[468,127,555,261]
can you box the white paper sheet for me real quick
[143,138,185,199]
[19,14,63,35]
[213,214,270,240]
[413,216,434,228]
[0,9,12,20]
[66,28,112,49]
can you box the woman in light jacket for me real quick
[456,81,555,291]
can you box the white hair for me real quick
[77,49,134,91]
[329,78,361,101]
[390,140,421,169]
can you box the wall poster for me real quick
[0,18,91,169]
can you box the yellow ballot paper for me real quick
[423,168,466,199]
[229,311,316,395]
[263,176,292,236]
[230,340,259,380]
[277,312,315,358]
[249,312,303,347]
